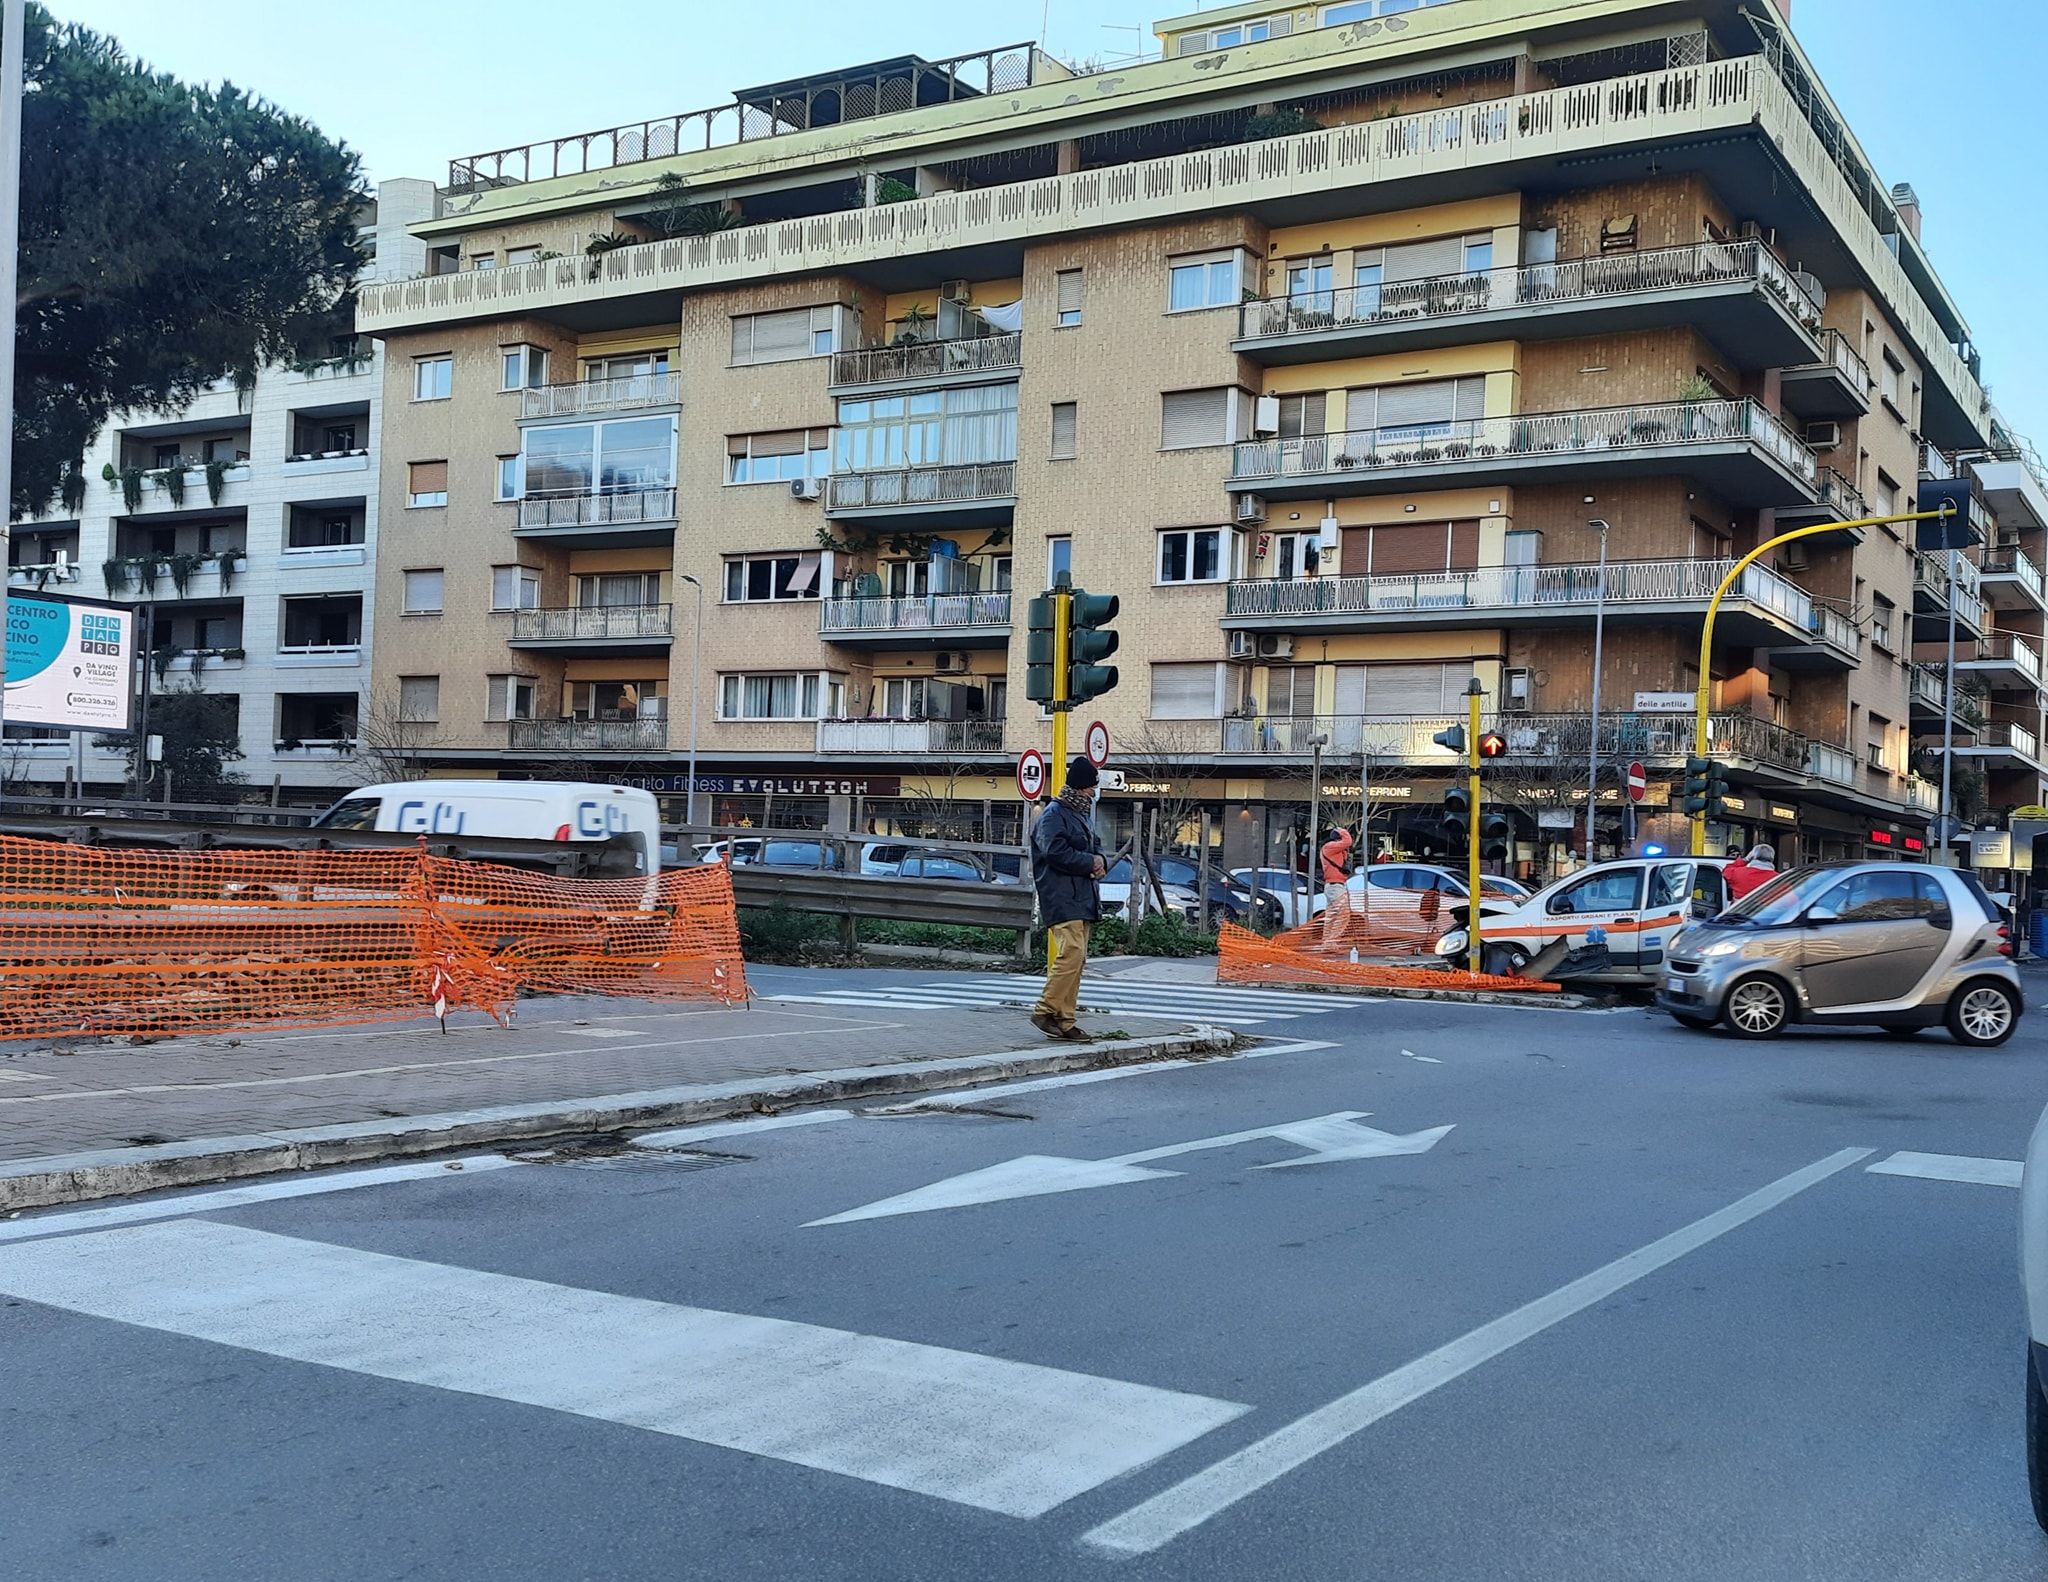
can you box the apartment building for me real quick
[5,178,439,802]
[351,0,2043,873]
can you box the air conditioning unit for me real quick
[1782,543,1808,571]
[934,652,968,675]
[1803,421,1842,451]
[1317,514,1340,551]
[790,477,824,501]
[1253,394,1281,436]
[1255,634,1294,660]
[1234,494,1266,525]
[1791,270,1823,305]
[1739,219,1768,243]
[1226,631,1257,661]
[939,278,971,304]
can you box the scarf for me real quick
[1056,784,1096,822]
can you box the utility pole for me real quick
[1464,677,1484,976]
[1584,517,1611,863]
[1306,731,1328,896]
[0,0,28,742]
[1939,543,1959,854]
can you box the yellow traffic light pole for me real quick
[1046,588,1071,971]
[1689,504,1959,855]
[1465,679,1484,975]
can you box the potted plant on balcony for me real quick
[167,552,203,597]
[154,462,186,506]
[101,559,129,595]
[1677,373,1716,441]
[892,304,935,345]
[102,463,145,512]
[203,457,232,505]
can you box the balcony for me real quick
[1776,465,1867,541]
[1222,556,1820,646]
[1940,718,2042,771]
[1210,710,1809,774]
[118,463,251,512]
[513,487,677,548]
[520,371,681,421]
[1904,776,1940,814]
[1978,548,2047,612]
[1234,240,1823,367]
[1806,740,1858,788]
[508,717,670,754]
[1913,555,1987,640]
[825,461,1016,523]
[1770,599,1861,673]
[275,643,363,669]
[819,591,1012,646]
[1956,631,2045,693]
[816,719,1007,755]
[1969,443,2048,533]
[1910,664,1986,732]
[1229,399,1817,509]
[1779,329,1872,421]
[828,333,1022,395]
[507,604,674,653]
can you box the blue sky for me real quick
[51,0,2048,445]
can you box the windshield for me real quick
[1715,867,1840,927]
[311,797,378,831]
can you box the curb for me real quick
[0,1026,1237,1213]
[1225,974,1603,1010]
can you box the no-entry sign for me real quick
[1626,761,1647,802]
[1016,748,1048,801]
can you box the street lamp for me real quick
[1584,517,1611,862]
[678,573,704,826]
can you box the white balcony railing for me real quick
[520,371,681,420]
[816,719,1006,754]
[1806,602,1860,654]
[1905,776,1940,812]
[508,717,669,752]
[1807,740,1858,786]
[826,461,1016,511]
[1962,719,2042,760]
[1237,239,1821,341]
[830,333,1022,388]
[1980,549,2046,601]
[509,604,673,642]
[1808,327,1872,391]
[1965,631,2045,682]
[1232,400,1816,488]
[1212,710,1811,771]
[515,487,677,531]
[820,592,1012,635]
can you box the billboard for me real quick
[4,593,136,732]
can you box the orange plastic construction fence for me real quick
[1216,922,1560,995]
[0,836,747,1039]
[1298,883,1451,956]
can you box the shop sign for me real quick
[614,773,902,797]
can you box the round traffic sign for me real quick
[1625,760,1647,802]
[1016,748,1048,802]
[1084,720,1111,767]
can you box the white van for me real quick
[313,781,661,875]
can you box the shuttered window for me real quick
[1381,235,1470,283]
[1340,520,1481,575]
[730,306,838,365]
[1350,661,1476,715]
[398,676,439,722]
[1162,388,1234,449]
[1265,665,1315,717]
[1150,662,1222,720]
[1350,376,1486,433]
[1055,269,1084,326]
[1277,392,1326,439]
[406,461,448,507]
[1050,402,1077,459]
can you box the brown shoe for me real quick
[1030,1011,1065,1040]
[1060,1023,1094,1042]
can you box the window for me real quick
[1348,375,1487,439]
[833,385,1017,472]
[586,351,670,381]
[1175,12,1291,51]
[1875,471,1900,518]
[1050,402,1077,460]
[501,345,549,391]
[398,676,440,723]
[1158,527,1233,584]
[496,455,523,501]
[1547,867,1644,915]
[287,512,363,550]
[402,569,444,614]
[718,672,839,721]
[1504,529,1542,566]
[152,443,181,469]
[1871,594,1896,652]
[1277,392,1326,439]
[1809,869,1945,924]
[521,415,677,496]
[1868,714,1893,772]
[1161,387,1242,449]
[486,674,536,722]
[1167,249,1249,312]
[1463,236,1494,272]
[1286,258,1334,310]
[730,305,845,365]
[1048,537,1072,583]
[470,252,497,271]
[1055,268,1084,327]
[1265,664,1315,716]
[406,460,448,507]
[1150,661,1223,719]
[505,245,541,266]
[577,571,663,608]
[412,356,452,401]
[490,565,541,611]
[568,680,665,721]
[321,423,358,452]
[723,552,822,603]
[1881,351,1904,412]
[880,676,929,718]
[728,429,831,484]
[1268,531,1316,580]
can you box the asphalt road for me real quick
[5,973,2047,1581]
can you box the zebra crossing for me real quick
[766,975,1377,1027]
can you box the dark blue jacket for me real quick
[1032,798,1102,924]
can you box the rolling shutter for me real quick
[1370,380,1459,429]
[735,308,811,365]
[1383,235,1469,283]
[1150,662,1221,719]
[1449,519,1480,569]
[1365,523,1450,575]
[1056,269,1085,316]
[407,460,447,494]
[1364,662,1474,715]
[1051,402,1077,458]
[1161,388,1229,449]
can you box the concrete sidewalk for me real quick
[0,990,1230,1210]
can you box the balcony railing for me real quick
[508,717,669,752]
[1210,710,1809,772]
[829,333,1022,388]
[1236,239,1821,342]
[1225,556,1814,629]
[1813,465,1867,518]
[1965,631,2045,682]
[1813,326,1872,392]
[1808,602,1860,653]
[1961,719,2042,760]
[515,487,676,530]
[1231,399,1816,488]
[521,371,681,420]
[1915,552,1984,602]
[816,719,1007,754]
[819,592,1012,635]
[826,461,1015,511]
[1905,776,1940,813]
[1980,549,2046,601]
[509,604,673,642]
[1807,740,1858,786]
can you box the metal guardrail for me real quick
[830,333,1021,388]
[731,866,1034,934]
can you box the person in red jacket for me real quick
[1724,843,1777,902]
[1319,827,1355,946]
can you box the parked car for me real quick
[2019,1103,2048,1528]
[891,849,1019,885]
[1232,866,1321,926]
[692,838,762,867]
[748,838,845,871]
[858,841,911,876]
[1656,861,2021,1043]
[1435,856,1732,982]
[1100,857,1277,927]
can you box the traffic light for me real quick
[1024,595,1057,704]
[1066,588,1120,706]
[1681,755,1713,816]
[1706,760,1733,821]
[1433,723,1467,755]
[1480,811,1512,864]
[1478,731,1507,760]
[1442,786,1471,851]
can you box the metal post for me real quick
[1197,809,1213,935]
[1465,678,1484,975]
[1306,732,1328,909]
[0,0,24,744]
[680,574,703,825]
[1940,543,1959,850]
[1046,585,1071,971]
[1584,518,1610,862]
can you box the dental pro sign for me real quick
[5,593,136,732]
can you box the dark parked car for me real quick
[892,849,1017,885]
[747,839,845,871]
[1102,856,1280,928]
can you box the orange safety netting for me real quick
[0,836,747,1039]
[1216,922,1561,995]
[1292,885,1453,957]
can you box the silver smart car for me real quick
[1657,861,2022,1045]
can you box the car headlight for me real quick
[1698,937,1746,958]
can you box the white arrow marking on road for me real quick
[807,1111,1452,1225]
[1866,1150,2022,1188]
[1400,1049,1442,1064]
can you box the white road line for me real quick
[1866,1151,2023,1188]
[0,1068,51,1082]
[0,1157,519,1245]
[1081,1146,1874,1556]
[982,977,1377,1009]
[1400,1050,1442,1064]
[0,1221,1248,1519]
[765,993,1002,1012]
[555,1027,649,1040]
[867,1041,1339,1112]
[632,1111,855,1149]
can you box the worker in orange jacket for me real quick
[1319,827,1355,947]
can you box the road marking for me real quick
[0,1221,1247,1518]
[768,979,1369,1026]
[555,1027,648,1040]
[0,1068,51,1082]
[864,1040,1339,1112]
[632,1111,854,1149]
[1866,1151,2022,1188]
[1400,1049,1442,1064]
[0,1157,519,1245]
[1081,1146,1874,1555]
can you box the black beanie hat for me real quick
[1066,756,1099,789]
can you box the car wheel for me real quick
[1670,1012,1715,1030]
[1723,975,1791,1038]
[2029,1347,2048,1533]
[1947,981,2019,1048]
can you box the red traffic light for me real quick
[1477,731,1508,759]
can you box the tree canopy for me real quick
[9,3,368,519]
[95,683,245,799]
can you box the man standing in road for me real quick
[1031,757,1105,1041]
[1319,825,1355,947]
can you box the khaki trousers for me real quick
[1321,881,1352,947]
[1036,919,1089,1027]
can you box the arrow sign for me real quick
[806,1111,1452,1226]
